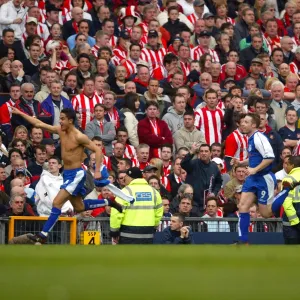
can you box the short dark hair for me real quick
[271,47,283,57]
[161,144,173,154]
[116,126,128,134]
[146,100,159,109]
[94,103,106,111]
[206,196,218,206]
[163,52,178,67]
[199,143,211,151]
[183,111,195,118]
[172,213,185,223]
[205,88,218,98]
[129,43,142,51]
[34,145,46,153]
[91,136,103,142]
[246,112,260,128]
[119,158,132,168]
[9,83,21,92]
[61,108,76,124]
[77,53,91,63]
[102,18,114,26]
[48,156,62,164]
[288,155,300,168]
[78,19,89,28]
[75,32,86,41]
[2,28,14,37]
[9,148,23,160]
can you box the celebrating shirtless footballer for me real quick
[12,107,122,244]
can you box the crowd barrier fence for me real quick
[0,217,284,245]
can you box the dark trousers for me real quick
[283,226,300,244]
[119,236,153,244]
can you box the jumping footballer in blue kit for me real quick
[236,113,298,244]
[11,107,134,244]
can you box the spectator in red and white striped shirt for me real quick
[116,127,137,160]
[140,30,167,74]
[224,113,248,171]
[187,0,205,26]
[191,30,219,62]
[72,78,103,130]
[194,88,224,145]
[132,143,150,170]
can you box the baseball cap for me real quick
[251,57,263,65]
[41,138,55,145]
[199,30,211,37]
[119,30,130,39]
[148,30,159,38]
[172,36,184,43]
[136,60,149,69]
[15,168,26,176]
[143,165,158,173]
[126,167,143,179]
[224,77,236,85]
[26,17,38,25]
[193,0,205,6]
[211,157,224,168]
[203,12,215,19]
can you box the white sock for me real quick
[106,184,134,202]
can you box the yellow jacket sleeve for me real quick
[154,191,163,227]
[282,178,300,226]
[109,195,130,234]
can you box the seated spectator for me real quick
[132,144,150,171]
[117,158,132,173]
[249,204,268,232]
[177,194,199,217]
[170,183,193,213]
[115,127,137,160]
[41,139,56,161]
[5,60,33,93]
[173,111,206,152]
[85,104,115,156]
[223,165,247,200]
[35,156,73,216]
[202,197,230,232]
[27,145,47,183]
[161,213,194,244]
[275,155,290,190]
[3,193,35,216]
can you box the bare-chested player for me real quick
[11,107,123,244]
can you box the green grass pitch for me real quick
[0,245,299,300]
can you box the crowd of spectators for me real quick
[0,0,296,239]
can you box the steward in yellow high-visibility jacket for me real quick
[281,156,300,244]
[110,167,163,244]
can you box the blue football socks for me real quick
[238,212,250,243]
[41,207,61,237]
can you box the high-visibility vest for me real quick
[282,167,300,226]
[110,178,163,239]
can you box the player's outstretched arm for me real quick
[77,133,103,179]
[12,107,59,134]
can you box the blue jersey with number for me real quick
[248,131,275,175]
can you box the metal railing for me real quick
[0,217,284,245]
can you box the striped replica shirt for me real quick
[140,46,167,74]
[187,13,200,26]
[179,61,191,78]
[112,45,128,66]
[191,46,219,62]
[91,44,100,58]
[124,144,137,159]
[71,93,103,130]
[121,59,138,77]
[0,99,15,125]
[224,128,248,161]
[131,159,149,171]
[109,36,118,49]
[194,107,224,145]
